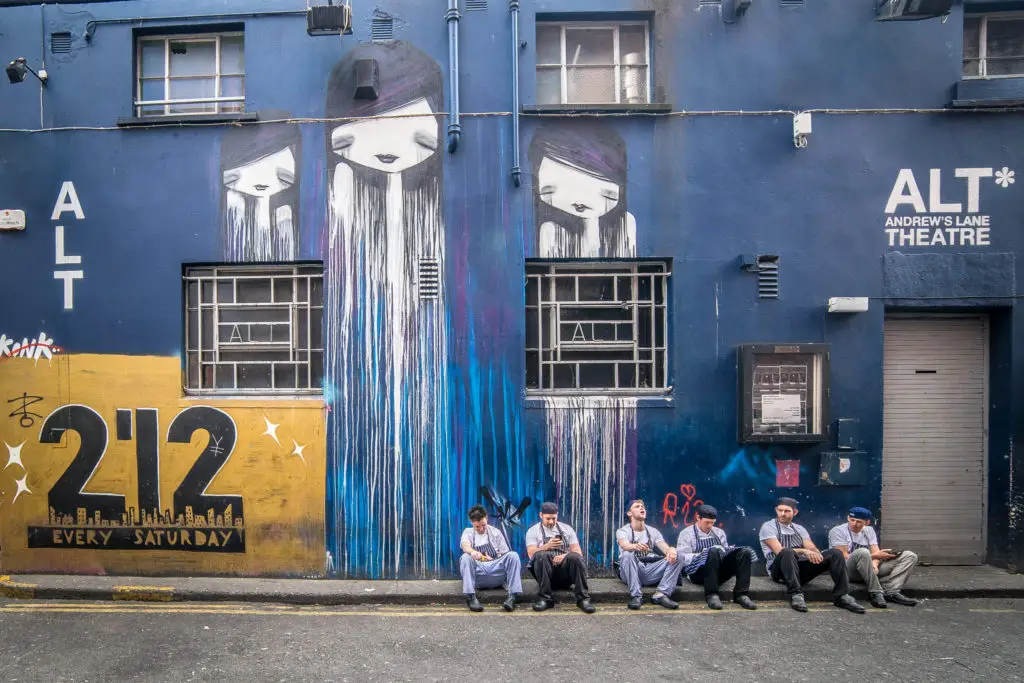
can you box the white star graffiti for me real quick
[291,440,307,465]
[12,474,31,504]
[4,441,25,470]
[262,416,281,446]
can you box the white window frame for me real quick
[535,21,651,105]
[183,264,324,396]
[963,12,1024,80]
[135,32,245,117]
[525,260,670,396]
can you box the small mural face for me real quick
[0,354,325,575]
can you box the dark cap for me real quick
[848,506,872,520]
[776,497,799,509]
[540,502,558,515]
[695,504,718,519]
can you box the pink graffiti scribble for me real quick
[662,483,704,529]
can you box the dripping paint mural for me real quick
[324,41,453,578]
[529,121,636,259]
[220,111,301,261]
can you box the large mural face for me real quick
[0,355,325,575]
[323,41,453,578]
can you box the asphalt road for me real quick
[0,598,1020,683]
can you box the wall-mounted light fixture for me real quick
[6,58,48,85]
[827,297,869,313]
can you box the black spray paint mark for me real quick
[115,408,132,440]
[8,393,44,428]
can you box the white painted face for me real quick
[222,147,296,198]
[330,97,439,173]
[537,156,620,220]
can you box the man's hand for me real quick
[806,550,824,564]
[872,559,881,572]
[471,550,484,561]
[552,553,567,566]
[631,542,650,553]
[666,548,678,565]
[543,538,562,551]
[873,549,897,561]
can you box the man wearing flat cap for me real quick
[676,504,758,610]
[525,502,596,614]
[616,499,684,610]
[828,506,919,607]
[759,497,865,613]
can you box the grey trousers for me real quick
[846,548,918,594]
[460,552,523,595]
[618,551,684,598]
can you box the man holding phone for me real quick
[525,502,595,613]
[828,506,919,607]
[616,499,684,610]
[458,505,523,612]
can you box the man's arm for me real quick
[828,527,850,559]
[653,530,677,564]
[801,533,824,563]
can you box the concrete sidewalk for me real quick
[1,565,1022,605]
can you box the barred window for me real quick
[184,264,323,395]
[525,260,670,394]
[136,32,245,117]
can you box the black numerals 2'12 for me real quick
[167,406,243,521]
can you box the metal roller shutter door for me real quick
[882,317,987,564]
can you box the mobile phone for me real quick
[886,549,903,558]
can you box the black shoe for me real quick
[834,595,866,614]
[532,598,554,612]
[870,592,888,609]
[706,594,723,610]
[627,596,643,610]
[502,595,516,612]
[651,594,679,610]
[466,595,483,612]
[885,592,919,607]
[790,593,808,613]
[577,599,596,614]
[734,595,757,610]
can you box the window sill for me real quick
[181,394,326,409]
[521,103,673,116]
[524,394,674,409]
[951,77,1024,108]
[117,112,259,128]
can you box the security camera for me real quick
[793,111,811,149]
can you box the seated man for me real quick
[828,506,919,608]
[458,505,522,612]
[616,499,683,610]
[525,501,596,613]
[759,497,865,614]
[677,504,758,611]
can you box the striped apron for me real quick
[684,526,723,575]
[539,523,571,554]
[766,519,804,568]
[631,526,663,563]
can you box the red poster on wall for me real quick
[776,459,800,488]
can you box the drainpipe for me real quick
[445,0,461,153]
[509,0,521,187]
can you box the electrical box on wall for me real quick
[737,343,830,444]
[0,209,26,231]
[818,451,867,486]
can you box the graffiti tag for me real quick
[662,483,704,530]
[0,332,61,363]
[7,393,44,428]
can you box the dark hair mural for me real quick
[220,110,302,261]
[323,41,453,579]
[528,121,635,258]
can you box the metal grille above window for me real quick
[465,0,487,9]
[525,260,671,395]
[780,0,804,6]
[757,255,780,299]
[418,258,440,300]
[371,17,394,40]
[184,264,324,395]
[698,0,722,6]
[51,32,72,54]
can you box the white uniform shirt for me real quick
[615,524,665,558]
[676,524,730,568]
[758,519,811,570]
[828,523,878,552]
[525,521,579,550]
[460,525,510,557]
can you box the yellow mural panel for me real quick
[0,354,326,577]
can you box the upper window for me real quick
[136,32,245,117]
[184,264,324,395]
[525,260,669,394]
[963,14,1024,79]
[535,21,650,106]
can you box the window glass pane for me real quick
[169,77,216,112]
[964,17,982,59]
[986,18,1024,75]
[140,41,165,78]
[237,364,272,389]
[139,78,164,103]
[565,27,615,65]
[566,66,616,104]
[986,57,1024,76]
[536,67,562,105]
[619,25,647,64]
[220,35,245,74]
[621,64,648,104]
[536,24,562,64]
[169,40,217,77]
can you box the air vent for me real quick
[698,0,721,6]
[780,0,804,5]
[418,258,440,299]
[757,255,780,299]
[371,17,394,40]
[465,0,487,8]
[51,32,72,54]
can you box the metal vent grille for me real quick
[698,0,722,6]
[757,256,780,299]
[465,0,487,9]
[51,32,72,54]
[418,258,440,299]
[780,0,804,6]
[371,17,394,40]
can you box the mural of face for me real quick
[330,98,439,174]
[223,148,296,198]
[537,156,620,220]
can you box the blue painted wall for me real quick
[0,0,1022,577]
